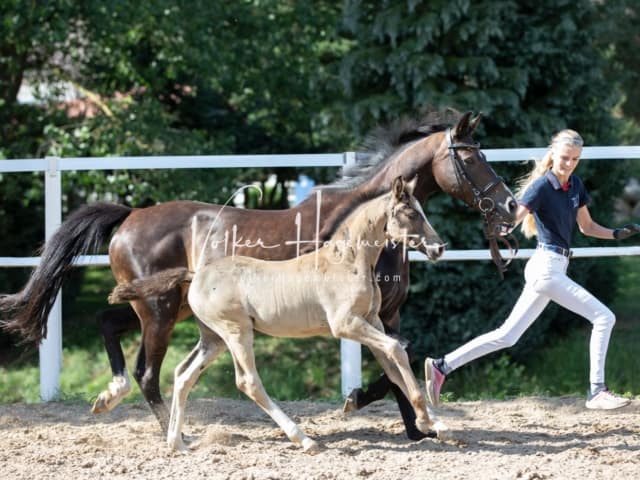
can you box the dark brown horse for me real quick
[0,111,518,440]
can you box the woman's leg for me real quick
[535,273,615,385]
[425,281,549,406]
[528,265,627,409]
[443,284,550,372]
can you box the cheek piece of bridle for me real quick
[446,128,519,278]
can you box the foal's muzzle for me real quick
[425,243,445,261]
[417,238,445,261]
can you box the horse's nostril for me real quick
[508,199,518,213]
[427,244,444,259]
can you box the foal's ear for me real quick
[406,175,418,195]
[392,175,405,200]
[453,111,473,139]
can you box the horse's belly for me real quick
[251,303,330,338]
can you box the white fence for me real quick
[1,147,640,401]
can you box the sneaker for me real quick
[425,357,446,407]
[585,388,630,410]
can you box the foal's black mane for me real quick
[325,110,461,190]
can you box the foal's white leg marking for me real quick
[426,406,450,436]
[167,337,226,452]
[91,369,132,414]
[223,328,321,453]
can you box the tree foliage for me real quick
[0,1,636,366]
[339,0,620,145]
[337,0,628,362]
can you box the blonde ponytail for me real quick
[516,129,584,239]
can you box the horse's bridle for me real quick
[446,127,505,215]
[446,127,518,277]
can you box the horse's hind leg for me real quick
[129,294,182,434]
[167,322,226,451]
[92,306,140,414]
[221,324,321,454]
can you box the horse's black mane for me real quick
[325,109,461,190]
[298,110,461,252]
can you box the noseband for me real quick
[446,128,518,277]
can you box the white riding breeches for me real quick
[444,249,615,384]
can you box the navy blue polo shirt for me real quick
[520,171,591,250]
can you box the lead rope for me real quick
[484,222,519,279]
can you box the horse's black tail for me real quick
[0,202,133,344]
[108,268,193,304]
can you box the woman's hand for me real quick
[613,223,640,240]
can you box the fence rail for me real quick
[1,146,639,400]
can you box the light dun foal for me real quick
[109,176,444,453]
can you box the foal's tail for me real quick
[0,203,133,344]
[108,268,193,304]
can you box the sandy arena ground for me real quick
[0,396,638,479]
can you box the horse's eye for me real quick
[463,153,475,164]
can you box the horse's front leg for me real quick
[92,306,140,414]
[333,314,432,436]
[343,311,412,411]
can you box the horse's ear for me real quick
[406,175,418,195]
[392,175,404,200]
[453,111,473,139]
[468,112,483,134]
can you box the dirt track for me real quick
[1,396,638,479]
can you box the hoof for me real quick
[415,417,434,434]
[406,429,428,441]
[342,388,362,413]
[91,392,116,414]
[406,428,437,441]
[302,439,325,455]
[343,397,356,413]
[168,436,190,453]
[91,376,131,414]
[433,420,450,439]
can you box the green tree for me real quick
[597,0,640,145]
[0,1,344,350]
[337,0,627,363]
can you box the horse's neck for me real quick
[367,136,439,203]
[329,195,388,268]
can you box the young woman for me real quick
[425,129,639,410]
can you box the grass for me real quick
[0,267,381,404]
[1,258,638,405]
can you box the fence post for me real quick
[339,151,362,398]
[340,339,362,398]
[40,156,62,401]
